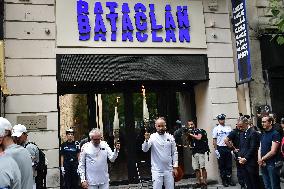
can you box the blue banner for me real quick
[231,0,251,83]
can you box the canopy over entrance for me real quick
[57,54,208,94]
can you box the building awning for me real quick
[57,54,208,94]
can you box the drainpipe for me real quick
[244,83,251,116]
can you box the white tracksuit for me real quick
[78,141,118,189]
[142,132,178,189]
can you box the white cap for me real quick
[12,124,27,137]
[0,126,5,137]
[66,128,74,134]
[0,117,12,131]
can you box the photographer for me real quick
[187,120,209,189]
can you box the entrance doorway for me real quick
[57,54,208,185]
[59,87,196,184]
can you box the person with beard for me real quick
[258,115,281,189]
[237,116,260,189]
[60,128,80,189]
[142,117,178,189]
[187,120,208,189]
[224,122,245,189]
[0,117,33,189]
[78,128,120,189]
[0,125,21,189]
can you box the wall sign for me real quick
[77,1,190,43]
[56,0,206,48]
[231,0,251,83]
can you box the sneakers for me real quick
[228,180,236,186]
[192,183,202,188]
[226,178,236,186]
[201,183,207,189]
[222,179,229,187]
[192,183,207,189]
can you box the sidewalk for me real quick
[110,178,284,189]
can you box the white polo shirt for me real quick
[212,124,232,146]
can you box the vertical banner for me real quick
[231,0,251,83]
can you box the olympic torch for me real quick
[113,97,120,145]
[142,86,150,131]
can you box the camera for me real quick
[182,126,193,134]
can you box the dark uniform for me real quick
[60,141,80,189]
[238,127,260,189]
[213,114,235,187]
[227,128,245,187]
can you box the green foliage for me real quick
[72,92,157,134]
[102,93,124,128]
[73,94,88,127]
[269,0,284,45]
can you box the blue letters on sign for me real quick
[177,6,190,28]
[76,1,191,43]
[77,0,90,41]
[94,2,104,14]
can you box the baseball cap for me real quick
[12,124,27,137]
[0,127,5,137]
[217,114,226,120]
[0,117,12,131]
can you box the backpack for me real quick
[199,129,210,152]
[24,142,47,189]
[198,129,210,160]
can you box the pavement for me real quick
[109,178,284,189]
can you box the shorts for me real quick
[192,153,205,170]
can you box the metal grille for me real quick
[57,55,208,82]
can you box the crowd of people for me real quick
[1,113,284,189]
[0,117,35,189]
[217,113,284,189]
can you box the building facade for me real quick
[0,0,254,188]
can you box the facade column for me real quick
[200,0,239,181]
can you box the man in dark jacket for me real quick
[237,116,260,189]
[224,123,245,188]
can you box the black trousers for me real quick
[240,164,260,189]
[64,168,79,189]
[217,146,232,180]
[236,162,245,186]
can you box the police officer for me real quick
[212,114,235,187]
[60,129,80,189]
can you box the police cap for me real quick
[216,114,226,120]
[66,128,74,134]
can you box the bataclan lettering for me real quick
[77,0,191,43]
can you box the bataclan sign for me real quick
[56,0,206,48]
[77,1,190,43]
